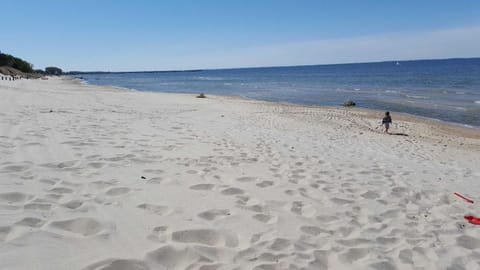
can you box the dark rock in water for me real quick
[343,101,356,107]
[197,93,206,98]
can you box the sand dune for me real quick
[0,77,479,269]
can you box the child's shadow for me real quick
[390,132,408,136]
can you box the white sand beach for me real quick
[1,77,480,270]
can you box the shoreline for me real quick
[74,75,480,137]
[1,76,480,269]
[73,75,480,132]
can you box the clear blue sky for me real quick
[1,0,480,71]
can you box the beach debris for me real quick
[454,192,474,203]
[141,176,146,180]
[464,216,480,225]
[197,93,206,98]
[343,100,356,107]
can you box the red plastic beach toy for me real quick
[464,216,480,225]
[454,192,474,204]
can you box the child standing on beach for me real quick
[382,111,392,134]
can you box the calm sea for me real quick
[79,58,480,127]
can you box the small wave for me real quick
[158,82,185,86]
[475,101,480,105]
[195,76,224,81]
[335,88,359,93]
[406,95,428,99]
[384,90,399,93]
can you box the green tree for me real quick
[45,66,63,75]
[0,52,34,73]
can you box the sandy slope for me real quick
[0,77,479,270]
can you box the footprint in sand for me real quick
[44,193,63,202]
[148,226,169,242]
[376,237,399,245]
[105,187,130,196]
[256,181,274,188]
[257,252,288,262]
[336,238,371,247]
[56,160,79,169]
[145,245,205,270]
[50,187,74,194]
[89,180,117,189]
[236,176,257,182]
[315,214,339,223]
[146,177,163,184]
[361,191,380,200]
[81,259,150,270]
[369,261,397,270]
[15,217,46,228]
[39,178,60,186]
[62,200,84,210]
[300,226,332,236]
[1,163,31,173]
[143,169,164,174]
[235,197,265,212]
[398,249,414,265]
[48,217,107,237]
[284,189,297,196]
[221,187,244,195]
[456,235,480,250]
[290,201,316,217]
[268,238,291,251]
[198,209,231,221]
[87,162,106,169]
[189,184,215,191]
[0,192,33,204]
[379,209,402,219]
[265,200,287,210]
[252,214,278,224]
[171,229,239,247]
[60,180,82,188]
[390,186,410,196]
[0,226,11,241]
[330,197,354,205]
[338,248,370,263]
[24,203,52,211]
[253,263,281,270]
[137,204,170,216]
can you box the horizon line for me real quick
[65,56,480,74]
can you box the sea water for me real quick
[79,58,480,127]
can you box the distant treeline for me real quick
[66,69,203,75]
[0,51,63,75]
[0,52,34,73]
